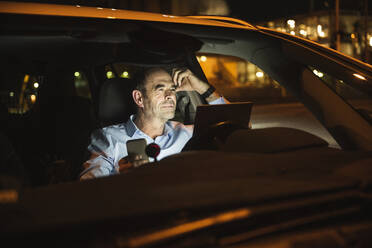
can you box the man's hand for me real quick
[118,155,148,173]
[172,68,221,102]
[172,68,209,94]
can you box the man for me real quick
[80,67,226,180]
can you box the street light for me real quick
[287,19,295,29]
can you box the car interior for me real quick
[1,14,371,190]
[0,21,213,187]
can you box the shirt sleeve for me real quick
[79,128,117,180]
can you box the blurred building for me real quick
[256,9,372,64]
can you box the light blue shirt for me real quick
[80,97,226,179]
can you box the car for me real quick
[1,1,372,247]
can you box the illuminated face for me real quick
[141,69,177,121]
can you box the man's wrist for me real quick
[201,85,216,99]
[205,91,221,103]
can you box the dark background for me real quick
[228,0,369,23]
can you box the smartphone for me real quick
[126,138,149,164]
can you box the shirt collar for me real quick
[125,114,174,138]
[163,121,174,136]
[125,115,139,137]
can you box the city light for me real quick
[106,71,114,79]
[200,56,207,62]
[299,30,307,36]
[74,71,80,77]
[9,92,14,97]
[353,73,366,80]
[267,21,274,28]
[290,31,295,35]
[287,19,295,29]
[121,71,129,78]
[256,71,264,78]
[369,37,372,47]
[351,33,356,39]
[33,82,39,88]
[313,69,324,78]
[317,25,325,38]
[23,74,29,83]
[30,94,36,103]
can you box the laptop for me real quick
[192,101,253,138]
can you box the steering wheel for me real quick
[183,120,249,151]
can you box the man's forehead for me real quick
[145,68,173,85]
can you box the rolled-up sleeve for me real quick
[80,129,117,180]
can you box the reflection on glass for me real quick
[309,66,372,123]
[353,73,366,81]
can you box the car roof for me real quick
[0,1,257,30]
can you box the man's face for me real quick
[142,69,177,121]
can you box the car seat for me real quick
[98,77,137,127]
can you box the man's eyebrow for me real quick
[154,83,165,90]
[153,82,176,90]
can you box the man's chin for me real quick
[160,110,175,120]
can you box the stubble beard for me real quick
[159,105,176,121]
[157,97,176,120]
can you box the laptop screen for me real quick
[192,102,253,138]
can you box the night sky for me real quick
[227,1,310,23]
[227,0,367,23]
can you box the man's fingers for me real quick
[172,68,191,88]
[172,69,183,87]
[133,154,143,160]
[118,155,149,172]
[172,68,179,85]
[132,159,148,168]
[118,156,133,172]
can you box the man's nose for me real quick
[164,89,175,98]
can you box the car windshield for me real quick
[309,65,372,123]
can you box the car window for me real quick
[0,62,96,186]
[196,53,295,103]
[0,72,42,115]
[0,68,93,115]
[196,53,340,148]
[309,66,372,124]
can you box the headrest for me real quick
[98,77,137,126]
